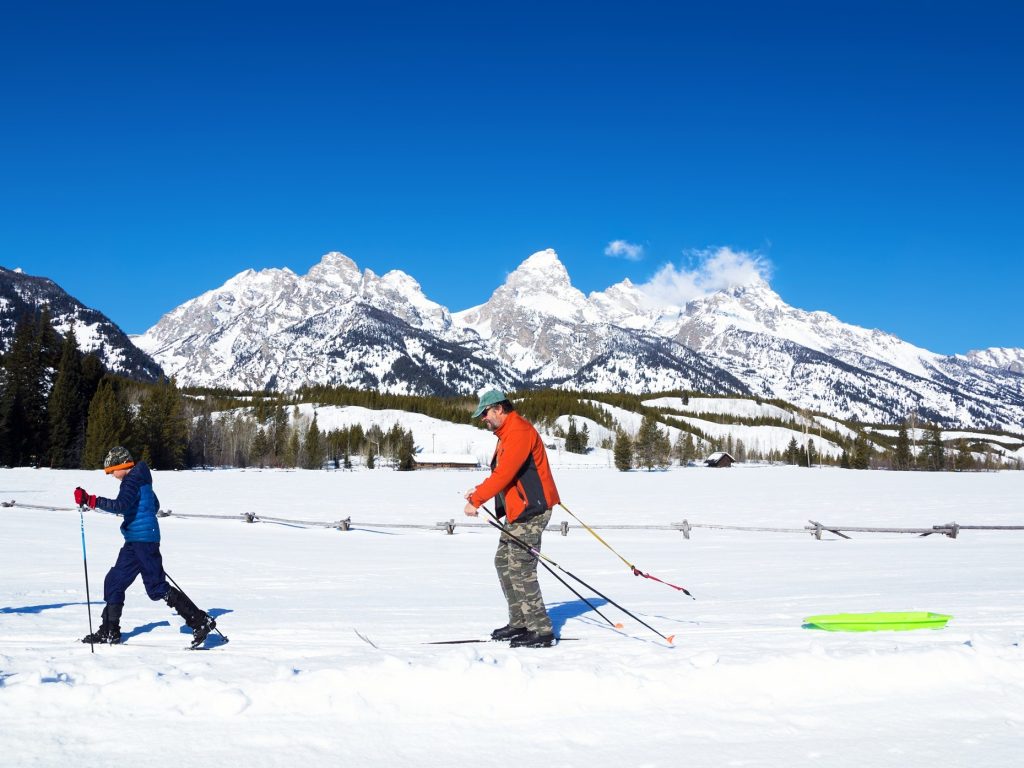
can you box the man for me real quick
[464,390,560,648]
[74,446,216,648]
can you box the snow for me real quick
[672,415,846,458]
[869,427,1024,447]
[412,453,478,465]
[813,415,860,440]
[3,466,1023,767]
[644,396,802,422]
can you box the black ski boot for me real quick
[82,603,123,645]
[188,613,217,649]
[510,630,556,648]
[165,586,215,648]
[490,624,529,642]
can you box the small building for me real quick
[704,451,736,468]
[412,453,480,470]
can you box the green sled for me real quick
[802,611,952,632]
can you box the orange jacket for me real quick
[469,411,560,523]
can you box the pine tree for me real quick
[83,380,132,468]
[80,354,106,409]
[785,436,800,465]
[303,415,325,469]
[613,429,633,471]
[851,433,871,469]
[189,410,216,468]
[269,403,289,464]
[954,439,975,471]
[672,432,686,465]
[135,379,188,470]
[284,428,300,468]
[921,424,945,471]
[565,417,580,453]
[250,427,269,468]
[634,413,669,470]
[735,438,747,463]
[396,428,416,471]
[0,311,54,466]
[894,423,912,471]
[48,328,86,468]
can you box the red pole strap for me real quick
[631,566,693,597]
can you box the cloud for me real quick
[637,247,772,306]
[604,240,644,261]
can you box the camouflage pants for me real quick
[494,509,552,634]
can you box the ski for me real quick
[424,637,578,645]
[74,638,228,650]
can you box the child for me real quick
[75,446,216,648]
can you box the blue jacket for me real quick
[96,461,161,543]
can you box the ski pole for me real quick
[559,502,693,598]
[492,518,623,630]
[164,572,229,642]
[79,504,95,654]
[462,494,620,628]
[481,506,674,644]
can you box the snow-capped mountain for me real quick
[134,253,511,396]
[454,249,614,379]
[650,280,1024,429]
[0,266,163,381]
[131,249,1024,430]
[964,347,1024,374]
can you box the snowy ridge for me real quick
[0,266,163,380]
[963,347,1024,374]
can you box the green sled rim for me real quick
[802,611,952,632]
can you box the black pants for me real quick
[103,541,169,605]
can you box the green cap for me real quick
[472,389,507,418]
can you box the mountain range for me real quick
[3,253,1021,433]
[125,249,1024,432]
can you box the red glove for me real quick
[74,487,97,508]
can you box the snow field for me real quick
[2,466,1023,767]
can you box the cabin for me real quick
[411,453,480,470]
[704,451,736,468]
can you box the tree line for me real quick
[3,310,1019,472]
[0,312,417,471]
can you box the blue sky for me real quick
[2,1,1021,353]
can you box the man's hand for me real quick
[463,502,479,517]
[74,487,97,508]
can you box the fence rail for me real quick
[5,499,1023,540]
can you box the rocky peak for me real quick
[505,248,572,288]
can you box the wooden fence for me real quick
[4,500,1022,540]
